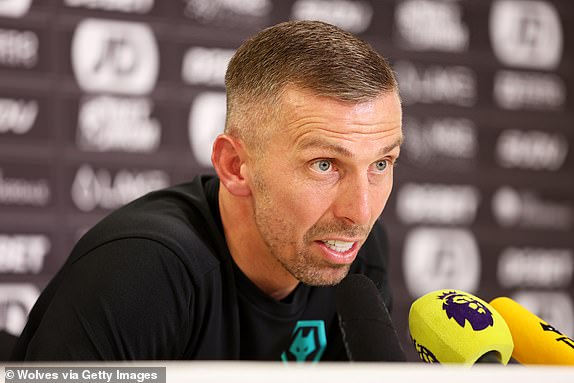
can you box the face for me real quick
[247,87,402,286]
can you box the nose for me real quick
[332,173,372,226]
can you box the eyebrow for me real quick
[296,135,403,158]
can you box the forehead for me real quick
[274,86,402,144]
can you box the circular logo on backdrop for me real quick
[489,0,563,69]
[403,227,481,298]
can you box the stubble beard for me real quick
[251,174,370,286]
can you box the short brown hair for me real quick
[225,20,397,150]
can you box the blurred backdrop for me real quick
[0,0,572,362]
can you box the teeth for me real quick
[322,240,354,253]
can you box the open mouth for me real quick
[315,239,360,265]
[320,239,354,253]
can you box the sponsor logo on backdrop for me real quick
[0,28,38,68]
[0,283,39,336]
[77,95,160,153]
[494,70,565,110]
[188,92,226,168]
[182,47,234,87]
[71,165,169,212]
[0,0,32,17]
[64,0,154,13]
[394,61,476,107]
[183,0,272,27]
[489,0,563,70]
[498,247,572,289]
[394,0,468,52]
[512,291,574,338]
[291,0,373,34]
[0,98,38,135]
[496,129,568,171]
[72,19,159,95]
[0,234,50,274]
[403,227,481,298]
[397,183,480,225]
[0,169,50,207]
[492,186,572,230]
[403,117,476,165]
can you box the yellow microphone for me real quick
[409,289,514,365]
[490,297,574,365]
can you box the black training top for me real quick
[12,175,392,361]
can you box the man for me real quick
[12,20,402,361]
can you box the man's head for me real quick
[224,20,398,154]
[213,21,402,296]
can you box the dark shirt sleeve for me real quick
[21,238,194,360]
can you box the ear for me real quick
[211,134,252,197]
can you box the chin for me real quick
[300,265,350,286]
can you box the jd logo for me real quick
[281,320,326,363]
[71,19,159,95]
[93,37,137,76]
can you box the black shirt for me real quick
[12,175,392,361]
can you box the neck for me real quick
[218,184,299,301]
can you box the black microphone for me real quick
[335,274,406,362]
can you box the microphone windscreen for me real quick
[335,274,406,362]
[490,297,574,365]
[409,289,513,365]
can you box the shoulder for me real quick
[16,178,230,360]
[20,238,197,359]
[71,176,226,281]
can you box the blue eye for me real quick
[312,160,332,172]
[375,160,388,172]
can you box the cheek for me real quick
[267,178,333,231]
[372,175,394,212]
[287,184,330,222]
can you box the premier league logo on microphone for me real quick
[439,291,494,331]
